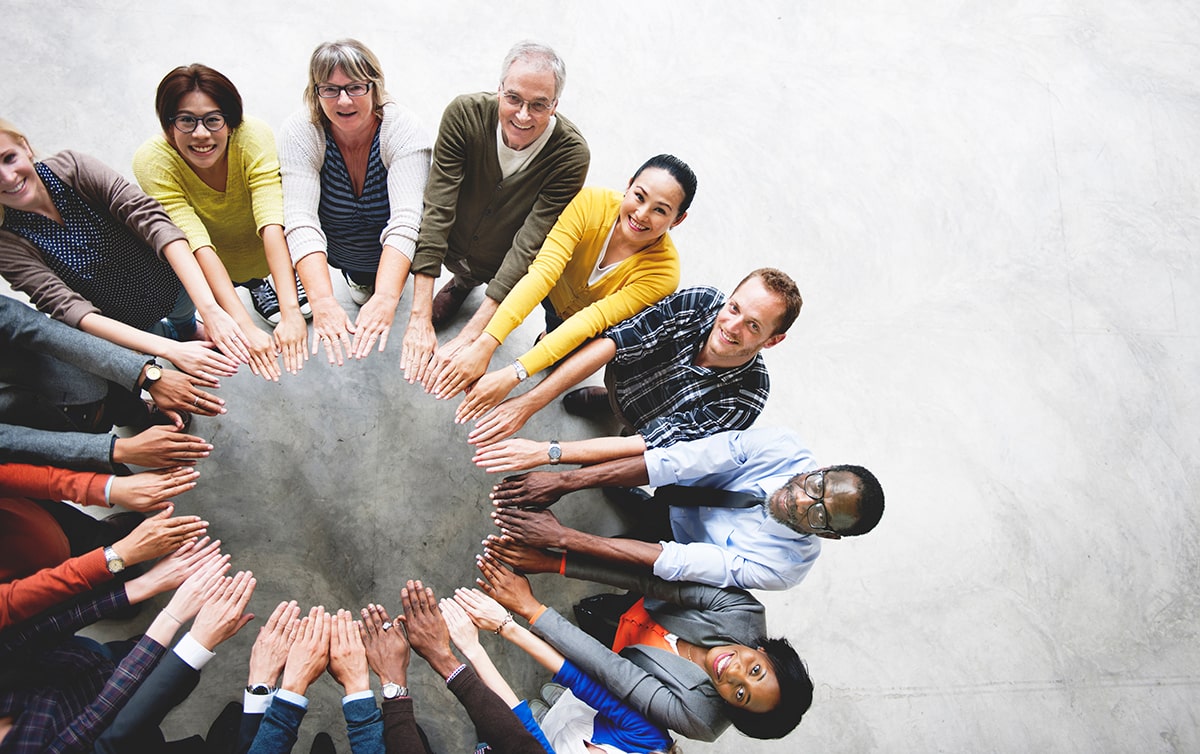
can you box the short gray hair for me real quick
[500,41,566,99]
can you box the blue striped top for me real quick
[318,125,389,274]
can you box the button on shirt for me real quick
[643,427,820,591]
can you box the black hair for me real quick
[829,464,885,536]
[724,636,813,739]
[630,154,698,216]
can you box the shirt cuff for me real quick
[275,688,309,709]
[243,690,275,714]
[174,632,217,670]
[342,689,374,705]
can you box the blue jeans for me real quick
[148,286,197,341]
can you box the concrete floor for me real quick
[3,1,1199,752]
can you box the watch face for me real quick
[145,365,163,382]
[548,443,562,462]
[382,682,402,699]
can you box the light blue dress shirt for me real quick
[644,427,821,590]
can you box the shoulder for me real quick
[378,102,432,147]
[548,111,589,152]
[279,109,322,145]
[233,116,277,149]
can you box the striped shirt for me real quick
[605,286,770,448]
[318,125,390,274]
[2,163,182,331]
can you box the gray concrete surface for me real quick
[3,1,1198,752]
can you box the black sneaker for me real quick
[294,273,313,319]
[246,278,281,325]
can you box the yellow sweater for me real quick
[132,116,284,283]
[483,187,681,375]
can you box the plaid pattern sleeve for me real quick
[605,286,771,448]
[0,583,127,659]
[50,635,167,754]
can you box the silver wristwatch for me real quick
[548,440,562,465]
[103,546,126,574]
[381,682,409,699]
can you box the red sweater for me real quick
[0,463,115,630]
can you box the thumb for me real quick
[153,503,175,520]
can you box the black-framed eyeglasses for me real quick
[799,470,839,535]
[500,91,555,115]
[315,82,373,99]
[170,112,226,134]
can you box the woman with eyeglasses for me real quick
[278,38,432,366]
[431,154,694,424]
[133,64,310,379]
[0,119,251,382]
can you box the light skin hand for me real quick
[163,553,232,623]
[400,274,436,385]
[111,504,208,565]
[359,603,410,686]
[123,537,222,604]
[430,336,496,400]
[328,609,371,694]
[310,297,356,366]
[247,600,301,686]
[455,368,519,424]
[196,304,254,365]
[438,597,482,657]
[240,323,282,382]
[280,606,332,696]
[481,535,560,575]
[399,580,461,678]
[452,587,511,633]
[475,554,543,622]
[190,570,257,650]
[164,340,240,381]
[108,466,199,512]
[273,310,308,375]
[488,472,565,508]
[146,368,224,424]
[350,293,397,360]
[112,425,212,468]
[472,439,548,473]
[467,396,535,446]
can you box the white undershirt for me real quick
[496,115,557,179]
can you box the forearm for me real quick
[162,239,224,317]
[560,529,662,572]
[459,295,500,342]
[407,273,435,324]
[79,312,176,360]
[458,644,520,707]
[372,246,411,303]
[194,247,254,326]
[517,337,615,413]
[556,456,651,491]
[560,435,646,466]
[296,252,336,305]
[499,622,565,677]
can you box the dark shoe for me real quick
[246,278,282,325]
[309,732,335,754]
[294,273,313,319]
[430,278,473,326]
[204,701,242,754]
[562,387,612,418]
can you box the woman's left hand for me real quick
[452,587,510,632]
[456,369,519,424]
[197,306,253,365]
[273,311,308,375]
[351,293,399,360]
[438,597,482,655]
[475,552,541,620]
[430,338,493,400]
[242,325,281,382]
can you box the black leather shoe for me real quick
[562,387,612,418]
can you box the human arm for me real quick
[488,458,650,508]
[278,605,332,697]
[359,603,425,754]
[328,609,387,754]
[467,337,616,446]
[190,243,280,380]
[421,295,500,392]
[161,237,259,365]
[400,273,437,384]
[489,508,663,575]
[350,246,409,360]
[398,579,462,679]
[0,422,118,472]
[78,311,239,381]
[246,600,302,689]
[473,435,647,473]
[112,425,213,468]
[438,597,520,707]
[452,587,565,677]
[295,253,356,366]
[144,365,225,424]
[261,224,308,375]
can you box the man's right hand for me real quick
[400,315,437,386]
[467,397,534,446]
[489,472,566,508]
[280,606,332,696]
[112,425,212,468]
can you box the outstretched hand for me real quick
[474,553,542,621]
[482,535,561,575]
[491,506,571,550]
[489,472,565,508]
[328,609,370,694]
[360,602,410,686]
[247,600,301,686]
[399,580,460,679]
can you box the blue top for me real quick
[510,700,556,753]
[645,426,822,591]
[554,659,672,753]
[2,163,182,330]
[318,125,390,274]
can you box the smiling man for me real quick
[487,426,885,591]
[401,41,590,386]
[467,268,802,448]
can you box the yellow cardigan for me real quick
[483,187,681,375]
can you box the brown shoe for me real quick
[562,387,612,418]
[430,278,474,326]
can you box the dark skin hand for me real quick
[399,580,460,679]
[474,553,543,621]
[490,507,571,549]
[359,603,410,687]
[481,535,560,574]
[489,472,567,508]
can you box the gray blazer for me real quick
[0,295,144,471]
[530,558,769,742]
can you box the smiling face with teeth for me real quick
[318,66,379,142]
[0,131,49,216]
[168,90,229,179]
[615,167,688,250]
[700,643,782,713]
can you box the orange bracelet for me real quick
[559,551,567,575]
[529,604,549,625]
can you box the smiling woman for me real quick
[430,154,698,424]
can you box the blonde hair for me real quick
[0,118,34,225]
[302,39,390,125]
